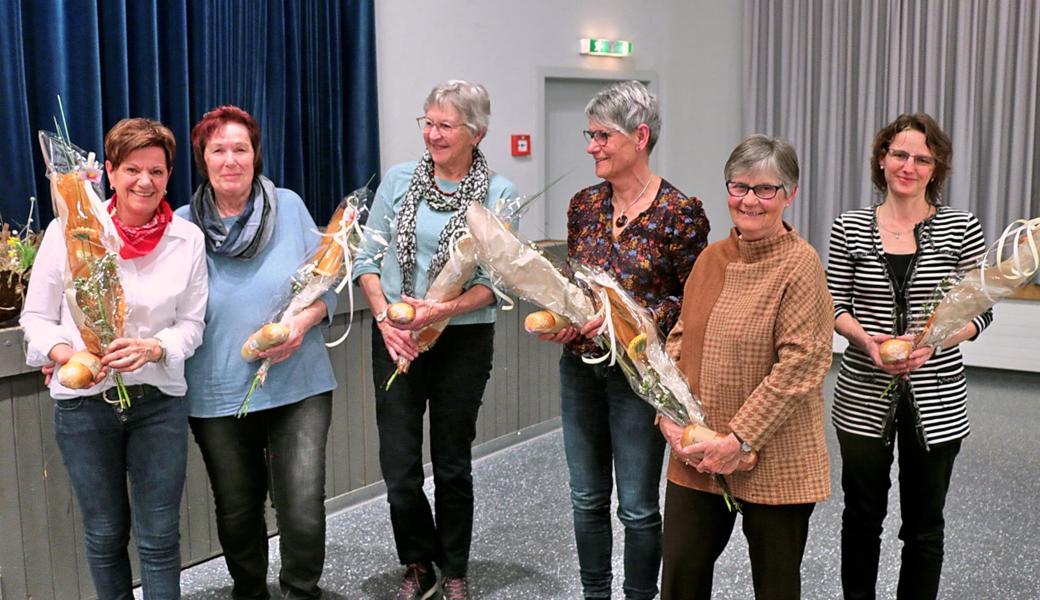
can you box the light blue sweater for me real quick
[175,188,337,418]
[352,160,517,325]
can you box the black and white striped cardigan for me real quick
[827,205,993,446]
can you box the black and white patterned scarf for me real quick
[396,147,489,296]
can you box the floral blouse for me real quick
[566,179,710,356]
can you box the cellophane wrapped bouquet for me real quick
[368,189,544,390]
[880,217,1040,399]
[38,108,133,407]
[466,203,756,509]
[238,185,370,415]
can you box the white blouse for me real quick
[21,213,209,399]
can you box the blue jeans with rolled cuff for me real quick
[190,393,332,600]
[54,385,188,600]
[371,321,494,578]
[560,352,666,600]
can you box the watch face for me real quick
[741,441,753,453]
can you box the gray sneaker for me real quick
[441,576,469,600]
[395,563,438,600]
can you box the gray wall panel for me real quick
[0,379,27,600]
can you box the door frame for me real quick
[536,67,658,238]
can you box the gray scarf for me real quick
[191,175,278,259]
[396,148,489,296]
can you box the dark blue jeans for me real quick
[371,322,494,578]
[54,386,188,600]
[838,393,962,600]
[190,394,332,600]
[559,352,666,600]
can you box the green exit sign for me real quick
[580,38,633,57]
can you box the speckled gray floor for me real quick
[177,366,1040,599]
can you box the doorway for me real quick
[541,72,656,241]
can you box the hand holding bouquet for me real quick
[239,186,369,415]
[879,217,1040,395]
[38,106,133,406]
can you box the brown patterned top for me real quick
[566,179,709,356]
[665,226,834,505]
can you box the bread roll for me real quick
[241,323,291,362]
[879,339,913,364]
[680,423,759,471]
[57,351,102,389]
[387,302,416,324]
[524,310,570,334]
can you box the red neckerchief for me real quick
[108,194,173,259]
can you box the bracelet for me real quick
[153,338,166,363]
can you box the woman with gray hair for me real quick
[539,80,709,599]
[353,80,516,600]
[658,135,832,599]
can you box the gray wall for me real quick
[0,299,562,599]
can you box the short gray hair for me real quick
[584,80,661,154]
[423,80,491,137]
[724,135,800,193]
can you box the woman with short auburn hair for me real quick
[22,117,208,599]
[176,104,338,599]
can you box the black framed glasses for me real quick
[582,129,614,146]
[726,181,786,200]
[417,116,468,135]
[886,148,936,168]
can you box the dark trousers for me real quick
[838,396,961,600]
[372,322,494,578]
[190,394,332,600]
[54,387,187,600]
[661,483,815,600]
[559,352,665,600]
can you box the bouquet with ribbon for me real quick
[38,101,133,406]
[238,185,369,415]
[467,202,756,509]
[879,217,1040,399]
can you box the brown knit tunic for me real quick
[665,226,833,505]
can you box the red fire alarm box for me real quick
[511,134,531,156]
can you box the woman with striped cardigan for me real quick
[827,113,992,600]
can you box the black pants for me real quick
[190,394,332,600]
[372,321,494,578]
[838,394,961,600]
[661,483,815,600]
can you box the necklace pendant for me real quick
[615,214,628,228]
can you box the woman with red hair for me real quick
[175,105,338,599]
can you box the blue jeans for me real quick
[560,352,666,599]
[190,394,332,600]
[371,322,494,578]
[54,386,188,600]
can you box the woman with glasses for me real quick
[658,135,832,600]
[828,113,990,599]
[352,80,516,600]
[538,80,709,600]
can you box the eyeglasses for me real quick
[582,129,615,146]
[886,148,936,168]
[726,181,786,200]
[417,117,468,135]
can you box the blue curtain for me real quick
[0,0,379,226]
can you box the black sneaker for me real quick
[395,563,438,600]
[441,576,468,600]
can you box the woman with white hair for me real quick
[353,80,516,600]
[540,80,710,600]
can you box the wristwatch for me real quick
[733,432,753,454]
[374,308,388,324]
